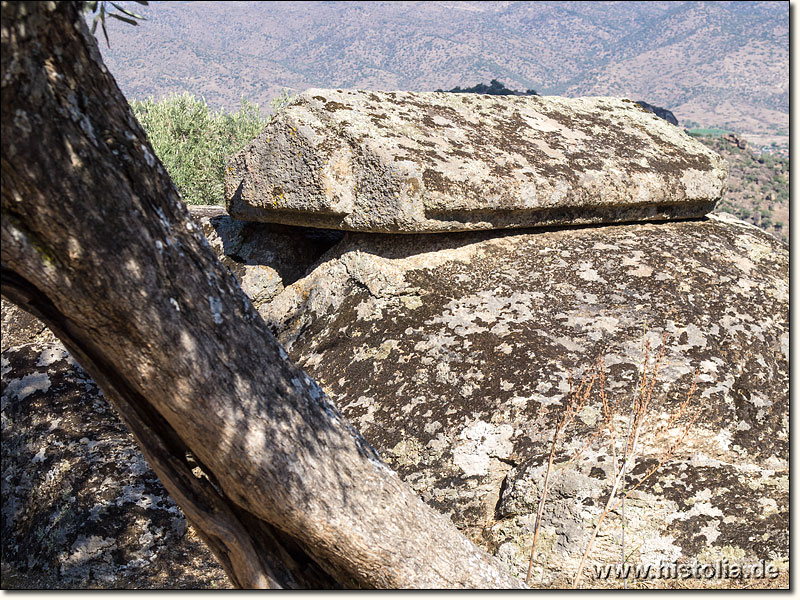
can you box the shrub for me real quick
[130,92,276,205]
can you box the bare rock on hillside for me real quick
[722,133,748,151]
[262,212,788,586]
[635,100,679,126]
[226,90,727,233]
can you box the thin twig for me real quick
[524,425,559,585]
[525,362,600,585]
[619,336,649,588]
[611,373,700,513]
[572,395,648,589]
[573,336,667,589]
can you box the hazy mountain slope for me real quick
[698,134,789,243]
[96,1,787,137]
[565,2,788,136]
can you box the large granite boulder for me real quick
[260,212,788,586]
[1,207,788,587]
[226,90,727,233]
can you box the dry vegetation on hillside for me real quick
[695,133,789,243]
[96,1,787,138]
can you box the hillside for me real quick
[696,133,789,243]
[95,1,787,142]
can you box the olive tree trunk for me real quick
[0,1,523,589]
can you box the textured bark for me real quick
[0,2,523,589]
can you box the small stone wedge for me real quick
[226,89,727,233]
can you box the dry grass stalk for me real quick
[522,333,700,589]
[610,371,700,513]
[619,335,668,586]
[524,360,600,585]
[572,334,700,589]
[566,359,619,468]
[619,336,652,587]
[572,337,666,588]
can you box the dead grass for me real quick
[523,334,727,589]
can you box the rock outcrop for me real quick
[2,89,787,589]
[261,212,788,586]
[635,100,679,126]
[192,205,342,310]
[226,90,727,233]
[722,132,749,151]
[2,210,788,587]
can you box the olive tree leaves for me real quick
[83,1,148,48]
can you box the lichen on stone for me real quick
[226,90,727,233]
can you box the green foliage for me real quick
[131,92,273,205]
[734,141,791,243]
[270,89,294,113]
[758,153,775,168]
[686,126,732,137]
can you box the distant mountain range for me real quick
[96,1,787,139]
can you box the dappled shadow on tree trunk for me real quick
[0,312,231,588]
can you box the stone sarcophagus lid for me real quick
[226,89,727,233]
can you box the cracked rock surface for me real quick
[1,209,787,588]
[189,205,343,310]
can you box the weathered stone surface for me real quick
[188,205,343,310]
[1,300,231,589]
[226,89,727,233]
[2,210,787,588]
[262,212,788,586]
